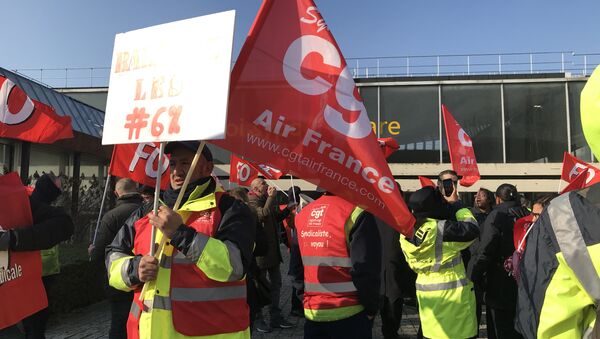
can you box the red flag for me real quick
[560,152,600,186]
[230,154,259,186]
[211,0,414,234]
[255,162,284,180]
[0,172,47,329]
[442,105,480,187]
[560,168,589,194]
[0,76,73,143]
[419,176,436,188]
[109,143,170,190]
[377,137,399,159]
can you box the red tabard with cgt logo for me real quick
[295,195,361,311]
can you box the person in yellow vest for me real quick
[294,191,382,339]
[400,186,479,339]
[515,65,600,338]
[106,142,255,339]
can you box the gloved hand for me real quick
[0,230,11,251]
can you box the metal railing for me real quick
[347,51,600,78]
[11,51,600,88]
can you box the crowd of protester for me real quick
[1,144,598,339]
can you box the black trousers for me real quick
[380,296,403,339]
[304,311,373,339]
[486,307,523,339]
[22,276,55,339]
[109,299,131,339]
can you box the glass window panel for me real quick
[380,86,439,163]
[568,81,593,162]
[359,86,379,137]
[504,83,567,163]
[441,84,503,163]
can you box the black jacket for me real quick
[90,193,143,300]
[90,194,143,263]
[106,178,256,287]
[9,196,73,251]
[468,200,529,310]
[376,218,414,302]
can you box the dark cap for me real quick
[408,186,450,219]
[164,141,213,162]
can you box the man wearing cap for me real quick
[106,141,255,339]
[400,186,479,339]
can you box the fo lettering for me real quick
[129,143,169,179]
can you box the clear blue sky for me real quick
[1,0,598,70]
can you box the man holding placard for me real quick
[106,141,255,338]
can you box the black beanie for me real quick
[31,173,62,204]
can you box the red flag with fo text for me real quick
[210,0,415,234]
[109,143,170,190]
[560,152,600,186]
[0,76,73,143]
[442,105,480,187]
[0,172,47,329]
[419,176,436,188]
[230,154,259,186]
[560,168,589,194]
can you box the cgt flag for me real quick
[560,168,589,194]
[442,105,480,187]
[110,143,170,190]
[560,152,600,186]
[0,172,47,329]
[0,76,73,143]
[211,0,414,234]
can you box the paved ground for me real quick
[1,246,488,338]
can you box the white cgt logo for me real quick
[458,128,473,147]
[282,35,372,140]
[569,163,595,184]
[0,78,35,125]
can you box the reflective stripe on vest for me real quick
[302,256,352,267]
[415,278,469,291]
[171,285,247,302]
[432,220,446,272]
[547,194,600,304]
[130,300,141,320]
[305,282,358,293]
[439,256,462,270]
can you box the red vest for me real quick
[295,195,360,311]
[127,192,248,337]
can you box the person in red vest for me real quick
[105,142,255,339]
[294,191,381,339]
[0,173,74,338]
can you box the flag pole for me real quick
[557,179,563,193]
[91,174,112,247]
[150,142,165,257]
[267,179,288,197]
[289,175,297,205]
